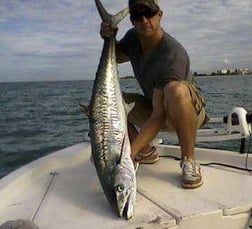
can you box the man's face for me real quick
[130,5,162,37]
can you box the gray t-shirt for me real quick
[120,28,193,101]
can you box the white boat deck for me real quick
[0,142,252,228]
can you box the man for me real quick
[100,0,208,189]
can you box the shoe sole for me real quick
[181,180,203,189]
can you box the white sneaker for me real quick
[180,157,203,189]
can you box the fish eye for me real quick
[117,185,124,192]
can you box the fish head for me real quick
[114,164,136,219]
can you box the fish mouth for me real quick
[117,191,134,220]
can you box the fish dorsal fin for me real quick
[95,0,129,25]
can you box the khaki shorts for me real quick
[123,81,209,132]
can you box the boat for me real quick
[0,107,251,228]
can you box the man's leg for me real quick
[124,92,153,154]
[124,93,159,163]
[127,122,158,163]
[127,122,138,144]
[163,81,197,159]
[163,81,203,189]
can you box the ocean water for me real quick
[0,75,252,178]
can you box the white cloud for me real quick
[0,0,252,81]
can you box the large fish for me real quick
[88,0,136,219]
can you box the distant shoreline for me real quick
[120,74,252,79]
[1,74,251,84]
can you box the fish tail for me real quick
[95,0,129,25]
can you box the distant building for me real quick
[240,68,249,75]
[193,67,250,77]
[216,68,250,76]
[217,69,228,75]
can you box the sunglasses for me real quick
[130,9,159,21]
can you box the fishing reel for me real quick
[224,107,252,153]
[225,107,251,137]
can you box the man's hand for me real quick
[100,22,118,39]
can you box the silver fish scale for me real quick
[90,38,127,169]
[89,1,136,218]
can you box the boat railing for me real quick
[156,107,252,154]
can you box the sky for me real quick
[0,0,252,82]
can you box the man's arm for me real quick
[131,88,166,159]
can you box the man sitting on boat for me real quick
[100,0,209,189]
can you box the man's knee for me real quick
[164,81,191,102]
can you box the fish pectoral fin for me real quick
[117,134,132,166]
[117,134,127,165]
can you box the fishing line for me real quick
[159,146,252,173]
[31,171,59,222]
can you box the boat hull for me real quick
[0,142,252,228]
